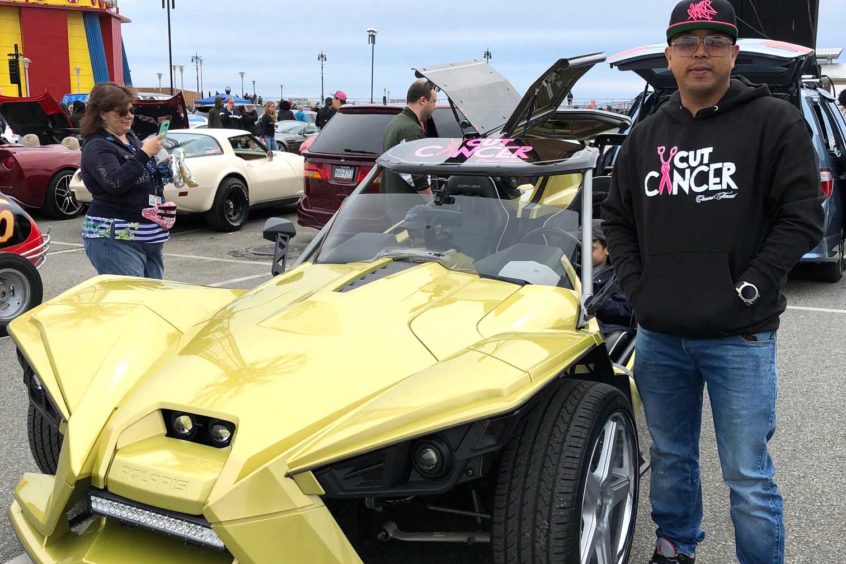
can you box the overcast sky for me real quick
[121,0,846,103]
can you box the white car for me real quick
[71,128,304,231]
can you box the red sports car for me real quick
[0,93,81,219]
[0,192,48,336]
[0,92,192,220]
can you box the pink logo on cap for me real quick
[687,0,717,21]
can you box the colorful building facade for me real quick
[0,0,131,98]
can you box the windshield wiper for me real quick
[342,148,378,154]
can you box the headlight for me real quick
[162,410,235,448]
[171,413,197,438]
[208,420,234,446]
[89,489,224,550]
[412,440,451,479]
[314,410,523,498]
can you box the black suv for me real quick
[610,39,845,282]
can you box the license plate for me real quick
[333,165,356,181]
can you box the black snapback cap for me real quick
[667,0,738,43]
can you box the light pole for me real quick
[191,53,202,94]
[317,51,327,101]
[22,57,30,96]
[74,66,81,93]
[173,64,184,92]
[483,48,492,64]
[239,71,245,97]
[367,28,377,104]
[156,72,162,93]
[252,79,255,98]
[162,0,175,94]
[280,84,283,101]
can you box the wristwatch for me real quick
[735,281,760,306]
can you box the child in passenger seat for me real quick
[591,226,633,335]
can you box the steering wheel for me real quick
[520,226,582,267]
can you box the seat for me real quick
[604,329,633,362]
[444,175,499,199]
[61,136,80,151]
[566,175,612,220]
[443,176,509,258]
[21,134,40,148]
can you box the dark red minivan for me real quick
[297,104,465,229]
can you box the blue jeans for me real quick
[264,136,279,151]
[84,238,164,279]
[634,327,783,564]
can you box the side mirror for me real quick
[262,217,297,275]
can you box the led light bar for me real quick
[89,491,224,550]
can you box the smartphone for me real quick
[157,116,172,137]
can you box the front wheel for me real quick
[0,253,43,337]
[206,177,249,232]
[27,404,62,474]
[492,379,639,564]
[817,238,844,283]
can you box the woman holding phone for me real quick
[79,82,175,279]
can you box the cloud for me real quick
[120,0,846,101]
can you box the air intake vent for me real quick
[336,262,416,293]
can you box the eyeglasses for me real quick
[671,35,734,56]
[114,106,136,117]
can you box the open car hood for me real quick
[0,92,73,142]
[501,53,606,137]
[414,54,605,138]
[0,92,190,143]
[132,93,190,139]
[413,60,521,136]
[520,109,630,141]
[608,38,814,90]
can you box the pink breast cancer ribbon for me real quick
[657,146,678,195]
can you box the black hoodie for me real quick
[602,78,824,338]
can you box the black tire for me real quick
[206,177,249,232]
[492,379,639,564]
[27,404,62,474]
[817,239,844,283]
[43,169,82,219]
[0,253,43,337]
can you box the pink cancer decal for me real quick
[687,0,717,21]
[656,146,678,195]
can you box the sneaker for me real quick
[649,538,695,564]
[649,552,695,564]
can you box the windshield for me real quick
[315,191,580,288]
[276,120,306,134]
[164,132,223,157]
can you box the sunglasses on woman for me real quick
[113,106,137,117]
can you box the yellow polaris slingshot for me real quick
[9,132,642,563]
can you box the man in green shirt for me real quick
[381,79,437,195]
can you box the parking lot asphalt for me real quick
[1,208,844,563]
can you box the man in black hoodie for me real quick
[602,2,824,564]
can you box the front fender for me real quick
[282,331,600,475]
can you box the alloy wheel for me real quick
[54,174,82,216]
[579,411,637,564]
